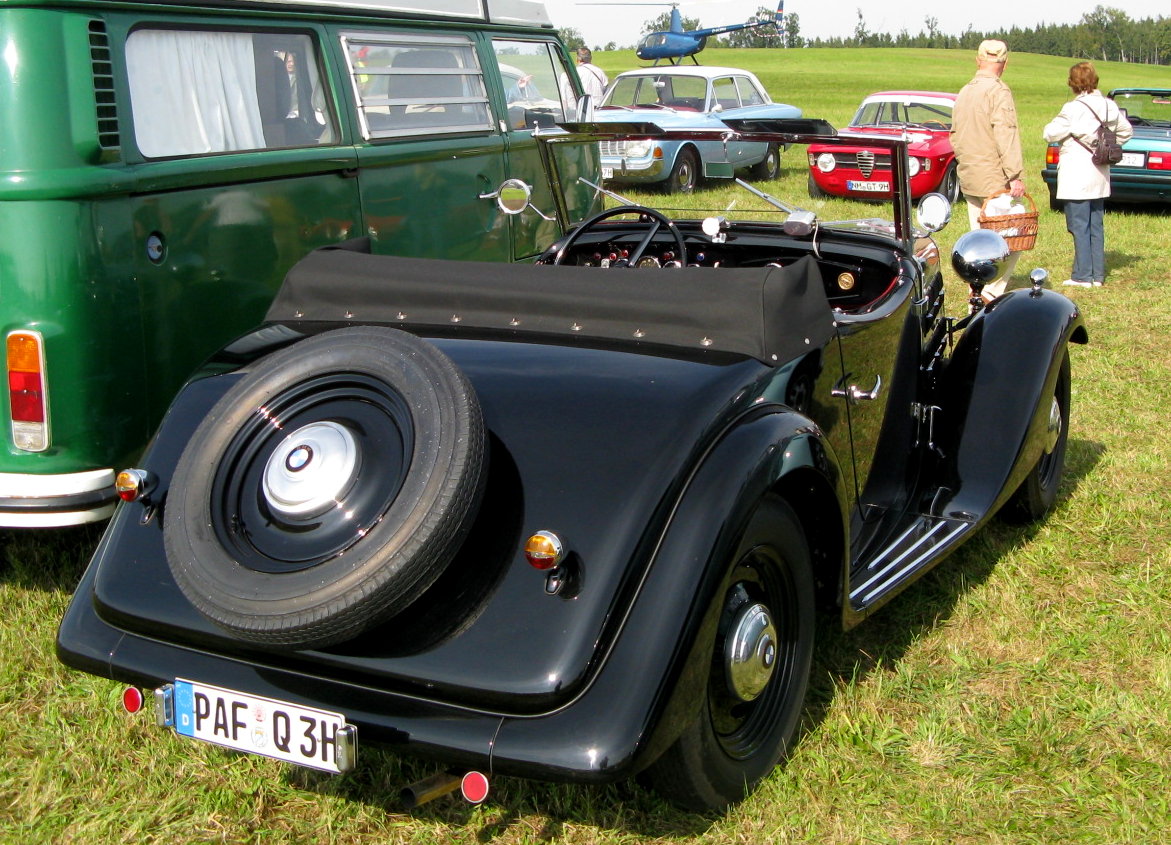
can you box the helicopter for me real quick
[634,1,784,64]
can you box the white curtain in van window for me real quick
[127,30,265,157]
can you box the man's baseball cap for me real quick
[977,40,1009,62]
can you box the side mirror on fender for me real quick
[915,192,952,233]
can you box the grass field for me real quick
[3,48,1170,843]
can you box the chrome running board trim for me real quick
[850,514,975,608]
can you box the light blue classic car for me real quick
[594,66,802,192]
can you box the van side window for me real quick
[490,40,573,131]
[126,31,335,158]
[343,33,491,139]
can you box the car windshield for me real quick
[602,74,708,110]
[1112,90,1171,127]
[853,100,953,128]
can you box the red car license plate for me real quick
[847,180,889,192]
[170,679,356,773]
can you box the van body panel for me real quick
[0,199,144,464]
[355,133,510,260]
[124,175,364,423]
[0,11,109,171]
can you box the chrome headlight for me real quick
[908,156,922,177]
[816,152,836,173]
[623,140,653,158]
[952,229,1011,285]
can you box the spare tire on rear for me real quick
[163,325,486,650]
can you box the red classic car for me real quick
[808,91,959,202]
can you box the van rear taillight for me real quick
[6,331,49,452]
[1045,144,1060,166]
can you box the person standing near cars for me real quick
[951,39,1025,301]
[575,47,608,101]
[1043,61,1132,288]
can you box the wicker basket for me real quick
[977,193,1039,251]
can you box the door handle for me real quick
[832,374,882,403]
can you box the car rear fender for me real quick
[490,405,848,781]
[936,288,1087,519]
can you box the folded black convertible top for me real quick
[267,246,835,367]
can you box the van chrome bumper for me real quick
[0,468,116,527]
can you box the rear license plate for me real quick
[602,166,614,179]
[848,180,889,192]
[169,679,356,773]
[1118,151,1145,167]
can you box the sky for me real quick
[542,0,1170,50]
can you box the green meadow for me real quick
[3,48,1169,843]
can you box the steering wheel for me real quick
[552,205,687,267]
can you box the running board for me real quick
[849,513,976,609]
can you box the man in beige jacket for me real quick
[951,40,1025,300]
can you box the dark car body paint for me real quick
[58,128,1087,785]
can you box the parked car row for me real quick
[597,71,1169,213]
[592,69,962,201]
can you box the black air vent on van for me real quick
[88,20,120,157]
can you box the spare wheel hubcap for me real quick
[262,421,359,519]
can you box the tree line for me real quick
[563,5,1171,66]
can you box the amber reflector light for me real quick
[524,531,564,570]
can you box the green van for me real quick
[0,0,597,526]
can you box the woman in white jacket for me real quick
[1043,61,1133,287]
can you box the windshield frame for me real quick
[536,119,917,248]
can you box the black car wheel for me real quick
[940,162,961,204]
[665,147,699,194]
[163,325,486,649]
[1003,352,1070,522]
[807,173,826,199]
[644,497,814,810]
[749,144,781,181]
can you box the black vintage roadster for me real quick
[58,121,1086,812]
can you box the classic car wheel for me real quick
[552,205,687,267]
[163,325,486,649]
[665,147,699,194]
[644,497,814,810]
[806,173,826,199]
[940,163,961,204]
[1003,352,1070,522]
[749,144,781,181]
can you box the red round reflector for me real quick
[122,687,145,713]
[461,771,489,804]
